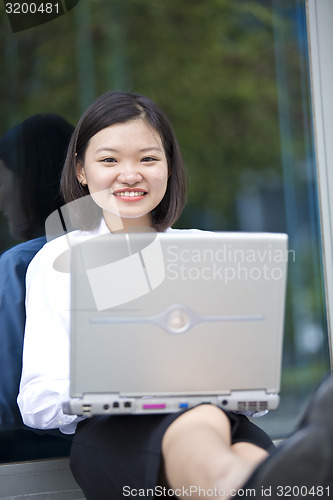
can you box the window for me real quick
[0,0,330,461]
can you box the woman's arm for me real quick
[17,236,80,434]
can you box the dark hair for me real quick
[0,114,74,240]
[60,91,188,232]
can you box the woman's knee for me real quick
[162,404,232,453]
[231,441,269,465]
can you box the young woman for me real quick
[18,91,333,499]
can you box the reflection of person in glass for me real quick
[18,92,332,498]
[0,114,73,241]
[0,114,74,460]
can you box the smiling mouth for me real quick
[113,190,147,198]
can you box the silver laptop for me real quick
[63,230,288,417]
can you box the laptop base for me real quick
[63,391,279,417]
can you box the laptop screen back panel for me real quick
[69,232,287,411]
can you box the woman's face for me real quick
[77,119,169,231]
[0,159,28,239]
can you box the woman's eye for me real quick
[102,157,117,164]
[141,156,156,163]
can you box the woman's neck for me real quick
[103,211,153,233]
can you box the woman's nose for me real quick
[117,163,143,184]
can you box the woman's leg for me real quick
[162,373,333,499]
[161,404,268,499]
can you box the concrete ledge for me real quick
[0,459,85,499]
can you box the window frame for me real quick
[307,0,333,367]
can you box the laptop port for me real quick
[113,401,120,408]
[142,404,166,410]
[103,404,110,411]
[82,404,91,415]
[124,401,132,408]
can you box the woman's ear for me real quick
[76,157,87,187]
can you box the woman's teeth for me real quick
[114,191,145,197]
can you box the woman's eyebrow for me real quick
[95,146,119,154]
[138,146,163,153]
[94,145,163,154]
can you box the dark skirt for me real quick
[70,409,273,500]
